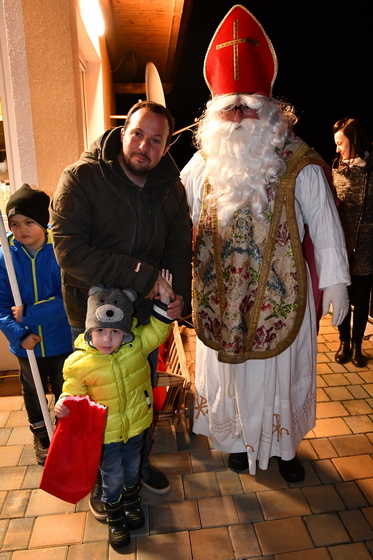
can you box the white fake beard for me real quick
[201,111,286,226]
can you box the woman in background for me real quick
[333,118,373,367]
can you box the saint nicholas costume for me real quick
[181,5,350,474]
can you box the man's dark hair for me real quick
[333,118,372,163]
[124,101,175,146]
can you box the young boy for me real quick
[0,184,73,464]
[55,273,173,549]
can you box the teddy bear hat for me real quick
[204,4,277,98]
[84,285,137,345]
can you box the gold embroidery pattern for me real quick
[260,428,273,445]
[292,393,316,425]
[272,414,290,442]
[194,396,209,419]
[245,444,255,453]
[194,138,326,364]
[216,19,259,81]
[211,418,238,435]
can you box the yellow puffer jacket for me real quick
[60,316,171,444]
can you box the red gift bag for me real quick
[40,395,107,504]
[153,341,167,412]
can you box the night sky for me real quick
[117,0,371,170]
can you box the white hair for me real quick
[195,94,294,225]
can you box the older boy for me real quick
[0,184,72,464]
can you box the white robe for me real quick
[181,153,350,474]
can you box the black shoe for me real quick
[30,425,50,466]
[277,455,305,483]
[228,452,248,472]
[140,464,171,494]
[104,496,130,549]
[89,472,107,521]
[122,485,145,530]
[351,341,367,368]
[335,340,351,364]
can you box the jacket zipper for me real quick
[22,247,45,357]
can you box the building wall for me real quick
[101,36,115,132]
[21,0,83,199]
[0,332,18,370]
[1,0,113,199]
[1,0,37,190]
[0,0,113,371]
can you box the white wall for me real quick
[0,330,18,370]
[0,0,36,192]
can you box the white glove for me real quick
[322,284,349,326]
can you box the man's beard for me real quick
[200,108,287,226]
[123,151,152,176]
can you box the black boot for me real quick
[351,341,367,368]
[104,496,130,548]
[30,425,50,466]
[89,471,106,521]
[335,340,351,364]
[228,452,248,472]
[277,455,305,483]
[122,485,145,530]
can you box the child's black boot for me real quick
[122,485,145,530]
[30,425,50,466]
[104,496,130,548]
[89,471,106,521]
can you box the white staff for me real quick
[0,210,54,439]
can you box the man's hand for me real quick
[11,305,23,323]
[322,284,349,326]
[167,294,184,320]
[55,398,70,418]
[20,333,41,350]
[146,272,183,319]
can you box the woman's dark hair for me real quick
[123,101,175,146]
[333,118,372,164]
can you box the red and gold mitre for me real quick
[204,5,277,98]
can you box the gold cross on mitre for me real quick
[216,19,259,81]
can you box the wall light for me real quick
[79,0,105,39]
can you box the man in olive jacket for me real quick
[51,101,192,506]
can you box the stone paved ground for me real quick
[1,315,373,559]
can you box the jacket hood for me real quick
[80,126,180,188]
[8,226,51,250]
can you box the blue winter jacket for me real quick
[0,228,72,358]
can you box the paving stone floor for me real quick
[1,315,373,559]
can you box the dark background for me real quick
[117,0,371,170]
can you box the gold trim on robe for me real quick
[193,139,326,363]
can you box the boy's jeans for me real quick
[100,433,143,504]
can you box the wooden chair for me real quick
[156,322,194,428]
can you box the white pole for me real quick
[0,210,54,440]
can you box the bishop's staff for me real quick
[0,210,54,440]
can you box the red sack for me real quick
[40,395,107,504]
[153,342,167,412]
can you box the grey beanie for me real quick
[84,285,137,346]
[6,183,50,230]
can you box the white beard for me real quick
[198,96,288,226]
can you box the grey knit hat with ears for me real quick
[84,285,138,345]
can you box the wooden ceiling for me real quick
[100,0,194,95]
